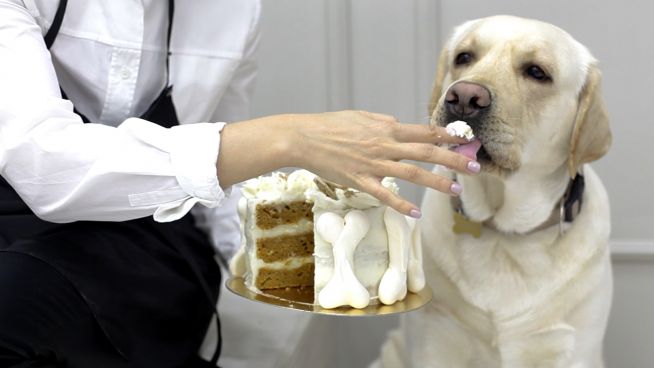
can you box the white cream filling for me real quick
[251,256,314,271]
[248,219,313,239]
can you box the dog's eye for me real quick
[525,65,551,82]
[454,52,473,66]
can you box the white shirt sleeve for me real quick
[0,0,227,223]
[195,1,262,260]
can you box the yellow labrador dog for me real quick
[378,16,612,367]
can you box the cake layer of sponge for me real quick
[256,232,314,263]
[256,263,315,289]
[255,201,313,230]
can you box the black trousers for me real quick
[0,252,125,367]
[0,213,221,368]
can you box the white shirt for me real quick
[0,0,261,257]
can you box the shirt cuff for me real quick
[154,122,227,223]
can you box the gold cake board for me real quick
[226,276,432,316]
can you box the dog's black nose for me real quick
[445,82,491,119]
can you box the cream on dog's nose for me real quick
[445,82,491,119]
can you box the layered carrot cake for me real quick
[230,170,425,309]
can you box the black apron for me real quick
[0,0,222,366]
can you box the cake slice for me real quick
[237,171,316,290]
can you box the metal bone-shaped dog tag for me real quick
[452,212,482,238]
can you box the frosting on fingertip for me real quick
[446,120,475,140]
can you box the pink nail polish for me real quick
[450,182,463,195]
[467,161,481,173]
[409,209,422,219]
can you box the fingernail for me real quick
[409,209,422,219]
[467,161,481,173]
[450,182,463,195]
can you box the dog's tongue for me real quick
[452,139,482,160]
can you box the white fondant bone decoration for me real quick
[316,210,371,309]
[406,217,425,293]
[378,208,411,305]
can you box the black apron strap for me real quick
[165,0,174,88]
[43,0,67,49]
[138,0,180,129]
[42,0,90,123]
[45,0,179,127]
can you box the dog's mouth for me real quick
[452,139,482,160]
[450,135,494,161]
[435,107,519,173]
[450,135,509,173]
[476,144,493,163]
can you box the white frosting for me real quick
[241,170,398,210]
[307,177,399,211]
[229,243,247,276]
[446,120,475,140]
[229,196,249,277]
[316,210,372,309]
[286,169,318,193]
[241,170,317,201]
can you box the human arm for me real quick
[217,111,477,218]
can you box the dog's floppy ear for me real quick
[428,48,450,117]
[568,64,612,177]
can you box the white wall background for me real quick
[221,1,654,367]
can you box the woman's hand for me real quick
[217,110,480,218]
